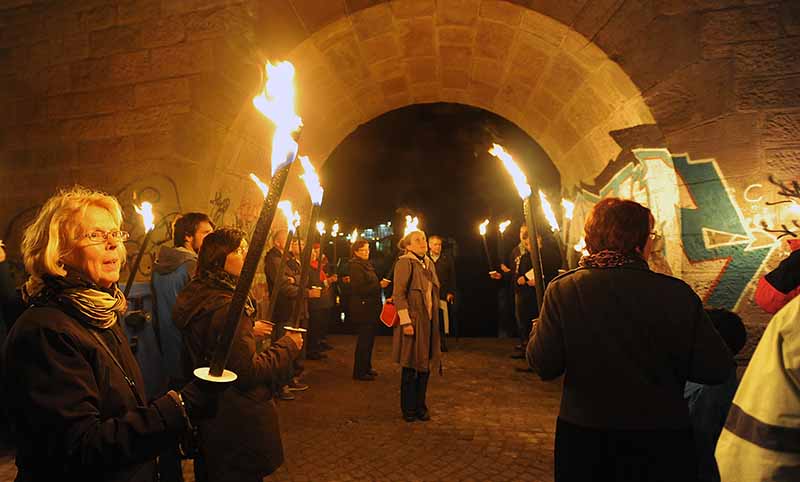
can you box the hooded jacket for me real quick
[172,273,300,479]
[151,245,197,386]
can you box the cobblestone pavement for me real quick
[0,335,562,481]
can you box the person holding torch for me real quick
[173,228,303,482]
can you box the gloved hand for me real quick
[179,378,230,420]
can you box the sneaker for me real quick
[278,386,295,400]
[287,378,309,391]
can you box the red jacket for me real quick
[754,238,800,314]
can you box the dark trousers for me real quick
[400,367,430,417]
[554,418,697,482]
[308,308,329,355]
[514,293,537,347]
[352,320,376,377]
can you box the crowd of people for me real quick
[0,186,798,481]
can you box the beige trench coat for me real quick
[392,253,442,372]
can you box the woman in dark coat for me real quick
[173,228,303,482]
[392,230,441,422]
[349,240,390,381]
[527,198,734,482]
[3,186,217,482]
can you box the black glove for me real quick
[179,378,229,420]
[765,249,800,294]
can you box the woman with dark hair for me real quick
[173,228,303,482]
[392,230,441,422]
[349,239,389,381]
[527,197,733,482]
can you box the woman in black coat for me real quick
[173,228,303,482]
[349,240,390,381]
[3,186,218,482]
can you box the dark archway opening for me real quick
[321,103,561,337]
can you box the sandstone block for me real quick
[441,68,469,88]
[361,32,400,64]
[90,25,139,57]
[79,5,116,32]
[406,57,437,83]
[735,37,800,77]
[439,45,471,68]
[438,26,473,46]
[380,76,408,97]
[78,136,136,165]
[292,0,347,33]
[471,57,504,86]
[520,9,568,48]
[390,0,435,19]
[149,40,215,79]
[702,5,782,45]
[475,19,514,61]
[256,0,309,58]
[437,0,479,26]
[397,17,435,57]
[114,104,189,137]
[540,53,586,104]
[479,0,522,26]
[135,77,190,108]
[118,0,162,25]
[48,86,135,119]
[351,3,394,40]
[571,0,623,40]
[763,111,800,147]
[528,87,564,121]
[737,75,800,111]
[50,33,90,65]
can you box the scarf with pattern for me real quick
[578,250,649,270]
[34,270,127,329]
[197,268,255,317]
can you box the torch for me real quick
[539,190,566,269]
[288,156,324,330]
[489,143,545,308]
[561,199,575,269]
[202,61,302,381]
[263,202,299,324]
[123,201,155,299]
[498,219,510,264]
[479,219,492,271]
[331,221,339,272]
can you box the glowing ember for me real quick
[403,215,420,237]
[539,190,559,232]
[499,220,511,234]
[316,221,325,235]
[479,219,489,236]
[134,201,155,232]
[299,156,324,206]
[249,173,268,198]
[561,199,575,220]
[252,61,302,175]
[489,143,531,199]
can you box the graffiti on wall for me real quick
[572,148,789,311]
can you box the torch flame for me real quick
[278,200,294,233]
[299,156,324,206]
[252,61,302,175]
[539,190,559,232]
[332,222,340,237]
[291,211,301,233]
[403,215,420,237]
[316,221,325,235]
[561,199,575,220]
[134,202,155,232]
[790,202,800,215]
[249,173,269,198]
[349,228,359,244]
[499,220,511,234]
[479,219,489,236]
[489,143,531,199]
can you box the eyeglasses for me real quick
[649,232,662,241]
[78,230,130,243]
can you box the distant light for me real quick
[340,312,346,321]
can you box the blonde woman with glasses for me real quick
[3,186,221,482]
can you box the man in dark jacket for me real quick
[152,212,214,390]
[428,235,456,351]
[150,212,213,482]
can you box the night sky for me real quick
[321,103,561,336]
